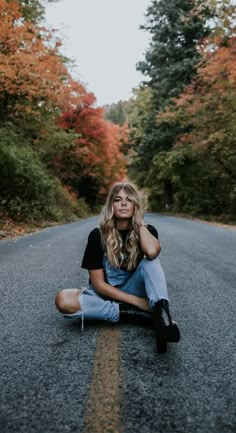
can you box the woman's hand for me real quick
[133,296,150,311]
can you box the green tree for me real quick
[137,0,211,106]
[103,100,129,126]
[16,0,60,23]
[129,0,211,195]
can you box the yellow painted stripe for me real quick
[83,326,121,433]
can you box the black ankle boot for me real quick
[153,299,180,354]
[119,303,153,323]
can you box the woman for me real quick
[55,182,180,353]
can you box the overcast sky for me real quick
[45,0,151,106]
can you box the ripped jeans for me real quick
[63,256,169,327]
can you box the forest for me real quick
[1,0,236,237]
[0,0,128,235]
[105,0,236,222]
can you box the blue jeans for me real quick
[63,256,169,325]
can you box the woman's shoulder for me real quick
[146,223,156,229]
[87,227,104,245]
[88,227,101,239]
[146,224,159,237]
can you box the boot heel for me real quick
[157,340,167,354]
[153,300,181,353]
[153,315,168,353]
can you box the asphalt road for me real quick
[0,214,235,433]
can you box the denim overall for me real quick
[63,254,169,329]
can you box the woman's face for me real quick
[112,188,135,219]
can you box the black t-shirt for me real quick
[81,225,158,271]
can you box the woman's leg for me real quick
[55,288,81,314]
[121,257,169,309]
[55,288,119,323]
[121,258,180,352]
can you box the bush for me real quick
[0,125,93,221]
[52,183,91,220]
[0,126,57,219]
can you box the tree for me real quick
[16,0,44,21]
[0,0,85,124]
[129,0,211,195]
[53,93,128,207]
[137,0,211,106]
[0,1,100,220]
[203,0,236,43]
[104,100,129,126]
[16,0,61,23]
[153,36,236,217]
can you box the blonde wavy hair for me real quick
[100,182,144,270]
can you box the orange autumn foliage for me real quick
[158,37,236,144]
[0,0,85,120]
[156,36,236,186]
[54,93,128,201]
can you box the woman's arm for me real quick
[139,225,161,259]
[89,269,149,311]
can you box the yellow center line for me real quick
[83,326,122,433]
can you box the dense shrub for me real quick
[0,127,57,219]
